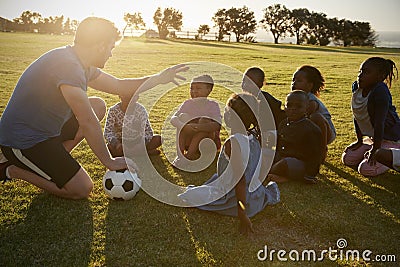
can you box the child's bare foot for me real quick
[267,174,289,183]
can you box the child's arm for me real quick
[307,100,319,114]
[189,119,221,133]
[368,86,391,164]
[346,118,364,151]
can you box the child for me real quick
[178,92,280,234]
[170,75,221,165]
[268,90,324,183]
[342,57,400,176]
[104,94,161,157]
[242,67,286,129]
[291,65,336,160]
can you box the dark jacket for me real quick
[352,81,400,143]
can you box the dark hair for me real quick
[74,17,121,47]
[287,90,309,103]
[364,57,398,88]
[297,65,325,96]
[227,92,260,139]
[244,67,265,88]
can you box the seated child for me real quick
[178,92,280,234]
[291,65,336,161]
[342,57,400,176]
[268,90,324,183]
[170,75,222,165]
[242,66,286,129]
[104,94,161,157]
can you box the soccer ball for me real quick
[103,169,141,200]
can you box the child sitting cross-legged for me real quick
[268,90,324,183]
[104,93,161,157]
[170,75,221,167]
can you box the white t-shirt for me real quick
[352,87,374,137]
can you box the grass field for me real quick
[0,32,399,266]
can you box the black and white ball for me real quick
[103,169,141,200]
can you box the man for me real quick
[0,17,187,199]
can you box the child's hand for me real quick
[365,148,378,166]
[346,140,363,151]
[239,215,254,235]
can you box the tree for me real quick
[153,7,183,39]
[212,8,230,41]
[290,8,310,45]
[333,19,377,47]
[260,4,292,44]
[123,12,146,37]
[226,6,257,42]
[197,24,210,39]
[14,10,42,32]
[306,12,334,46]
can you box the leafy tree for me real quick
[197,24,210,39]
[14,10,42,32]
[226,6,257,42]
[123,12,146,37]
[290,8,310,45]
[260,4,292,44]
[333,19,377,47]
[306,12,334,46]
[212,8,230,41]
[153,7,182,39]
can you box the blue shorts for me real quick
[282,157,306,180]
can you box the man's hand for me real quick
[157,64,189,86]
[366,147,378,166]
[105,157,127,171]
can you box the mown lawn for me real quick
[0,32,399,266]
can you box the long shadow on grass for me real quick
[0,194,93,266]
[324,162,400,220]
[104,154,204,266]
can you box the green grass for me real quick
[1,32,400,266]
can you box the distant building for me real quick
[142,29,159,38]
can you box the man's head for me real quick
[190,75,214,98]
[74,17,121,47]
[74,17,121,68]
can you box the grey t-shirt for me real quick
[0,46,100,149]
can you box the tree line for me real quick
[1,4,377,47]
[1,10,78,34]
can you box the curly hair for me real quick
[226,92,260,139]
[364,57,398,89]
[297,65,325,96]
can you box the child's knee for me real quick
[341,151,362,166]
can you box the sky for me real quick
[0,0,399,32]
